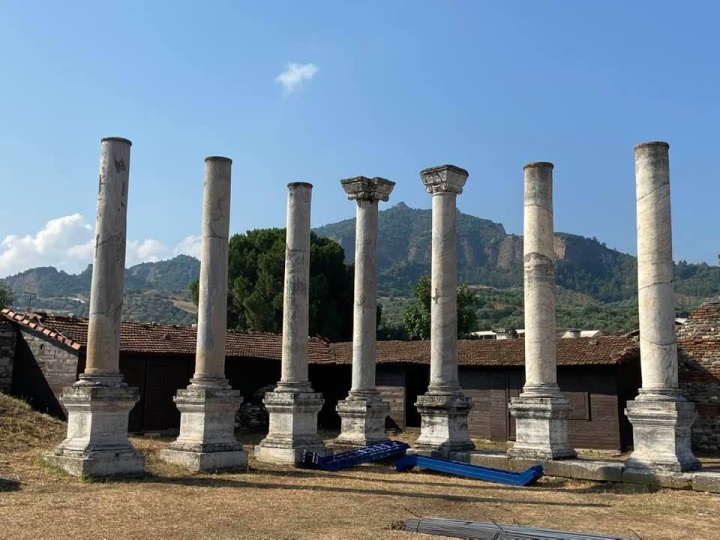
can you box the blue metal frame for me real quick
[395,454,544,486]
[303,441,410,471]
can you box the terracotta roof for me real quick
[1,309,639,366]
[0,309,329,362]
[328,336,639,367]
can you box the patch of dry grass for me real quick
[1,393,719,539]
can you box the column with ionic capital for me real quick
[256,182,329,465]
[48,137,144,477]
[335,176,395,446]
[624,142,700,472]
[414,165,475,455]
[508,162,576,460]
[161,157,248,472]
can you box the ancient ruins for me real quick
[508,162,576,460]
[43,136,704,486]
[414,165,475,454]
[160,157,248,472]
[624,142,701,472]
[47,137,145,477]
[335,176,395,446]
[255,182,329,465]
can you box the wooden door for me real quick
[143,359,189,431]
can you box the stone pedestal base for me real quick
[625,398,701,472]
[255,387,329,465]
[508,394,576,460]
[334,392,390,447]
[414,393,475,455]
[160,384,247,472]
[46,385,145,477]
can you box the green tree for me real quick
[402,276,480,340]
[0,279,14,308]
[191,228,354,341]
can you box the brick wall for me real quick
[678,301,720,451]
[0,320,17,393]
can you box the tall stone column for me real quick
[508,162,576,460]
[335,177,395,446]
[256,183,328,465]
[47,137,144,477]
[625,142,700,472]
[160,157,247,472]
[414,165,475,455]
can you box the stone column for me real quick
[256,183,328,465]
[625,142,700,472]
[414,165,475,455]
[508,162,576,460]
[47,137,144,477]
[335,177,395,446]
[160,157,247,472]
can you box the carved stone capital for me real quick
[340,176,395,202]
[420,164,468,195]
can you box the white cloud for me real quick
[0,214,93,276]
[276,62,320,92]
[126,239,169,267]
[0,215,201,278]
[174,235,202,258]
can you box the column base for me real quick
[160,383,247,473]
[507,394,577,460]
[334,391,391,447]
[414,392,475,456]
[46,384,145,478]
[625,396,701,473]
[255,386,330,466]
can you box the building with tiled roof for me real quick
[0,308,649,450]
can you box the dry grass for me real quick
[1,393,719,540]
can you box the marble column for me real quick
[624,142,700,472]
[160,157,247,472]
[47,137,145,477]
[256,182,329,465]
[414,165,475,455]
[508,162,576,460]
[335,177,395,446]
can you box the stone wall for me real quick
[12,329,79,417]
[0,320,17,393]
[678,301,720,450]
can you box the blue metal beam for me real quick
[303,441,410,471]
[395,454,543,486]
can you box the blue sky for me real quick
[1,1,718,277]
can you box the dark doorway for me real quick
[142,359,192,431]
[405,365,430,428]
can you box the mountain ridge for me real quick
[3,204,718,330]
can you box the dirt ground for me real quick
[1,396,719,539]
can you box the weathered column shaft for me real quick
[280,182,313,387]
[336,176,394,447]
[351,198,379,392]
[507,161,575,461]
[84,137,131,379]
[635,142,678,393]
[193,157,232,383]
[429,191,460,391]
[523,162,558,392]
[414,164,474,455]
[256,181,327,464]
[160,156,247,472]
[47,137,144,477]
[624,141,700,473]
